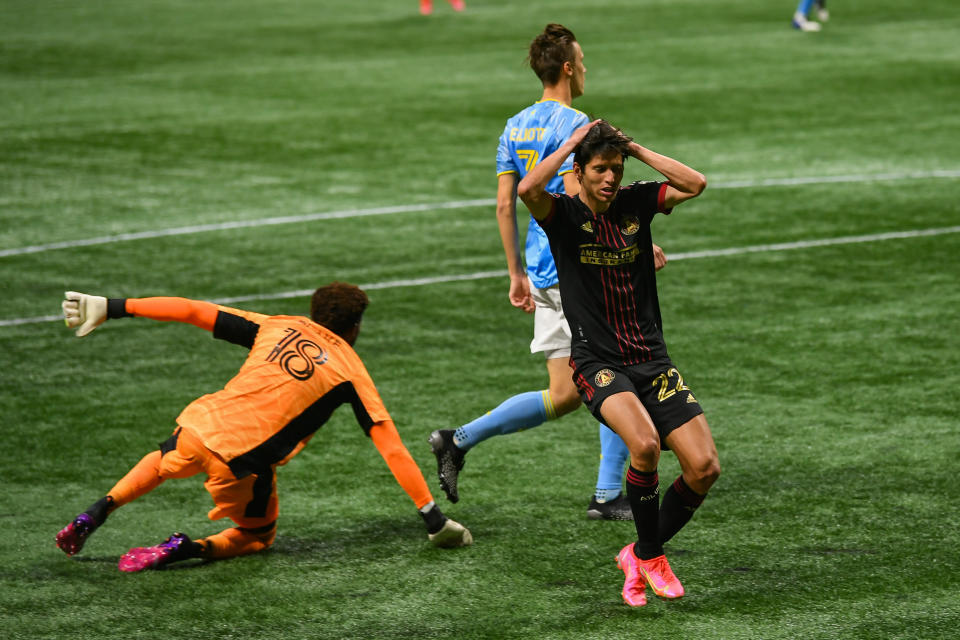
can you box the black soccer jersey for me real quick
[537,181,673,366]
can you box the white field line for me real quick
[0,199,492,258]
[3,170,959,259]
[709,169,960,189]
[5,225,959,328]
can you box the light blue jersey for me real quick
[496,99,589,289]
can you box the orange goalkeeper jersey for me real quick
[119,298,391,479]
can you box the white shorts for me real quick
[529,280,572,360]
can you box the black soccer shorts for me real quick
[571,354,704,447]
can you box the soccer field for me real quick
[2,1,959,638]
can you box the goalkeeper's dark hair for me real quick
[528,23,578,85]
[574,120,634,169]
[310,282,369,338]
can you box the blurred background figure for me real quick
[792,0,829,31]
[421,0,465,15]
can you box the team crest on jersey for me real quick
[580,221,593,234]
[595,369,616,387]
[619,216,640,236]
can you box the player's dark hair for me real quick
[310,282,369,338]
[528,23,578,85]
[573,120,634,168]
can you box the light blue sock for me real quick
[594,424,630,501]
[796,0,815,15]
[453,391,554,451]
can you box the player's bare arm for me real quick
[519,119,600,220]
[561,171,581,197]
[626,141,707,209]
[495,173,534,313]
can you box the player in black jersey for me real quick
[518,119,719,607]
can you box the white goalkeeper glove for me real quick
[428,518,473,548]
[62,291,108,337]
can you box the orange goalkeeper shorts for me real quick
[159,426,279,530]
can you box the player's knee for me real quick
[546,365,581,417]
[689,457,721,493]
[627,438,660,470]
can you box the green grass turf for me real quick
[2,1,959,638]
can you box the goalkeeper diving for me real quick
[56,284,471,572]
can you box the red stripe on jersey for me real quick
[609,267,634,363]
[615,265,652,365]
[595,215,651,365]
[602,220,634,363]
[658,183,673,214]
[596,217,629,363]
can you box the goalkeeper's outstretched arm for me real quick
[63,291,221,336]
[369,420,473,548]
[63,292,267,348]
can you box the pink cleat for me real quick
[449,0,465,11]
[56,513,97,556]
[118,533,192,572]
[615,544,648,607]
[420,0,432,15]
[637,553,684,598]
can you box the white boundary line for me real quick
[0,199,492,258]
[667,225,960,259]
[4,226,958,328]
[3,170,959,258]
[710,169,960,189]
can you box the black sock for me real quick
[658,475,705,544]
[626,466,662,559]
[419,504,447,535]
[83,496,115,526]
[178,535,205,560]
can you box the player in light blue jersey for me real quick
[430,24,665,519]
[497,100,588,294]
[792,0,829,31]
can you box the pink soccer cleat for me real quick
[615,544,648,607]
[637,553,684,599]
[56,513,97,556]
[118,533,192,572]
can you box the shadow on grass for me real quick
[45,552,215,574]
